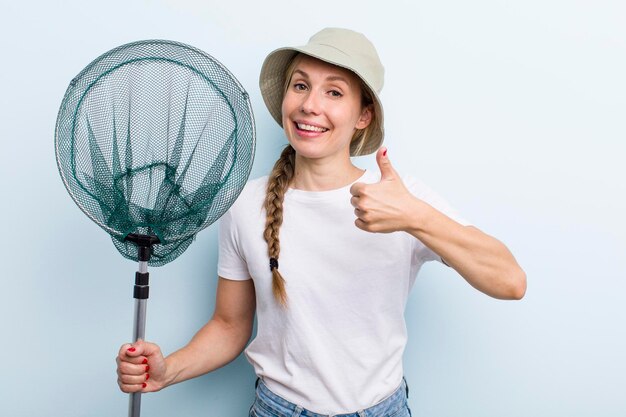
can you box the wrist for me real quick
[161,354,180,388]
[403,196,433,235]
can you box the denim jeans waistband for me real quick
[252,377,409,417]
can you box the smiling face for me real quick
[281,55,372,162]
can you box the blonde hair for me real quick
[263,54,377,307]
[263,145,295,307]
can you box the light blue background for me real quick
[1,1,624,416]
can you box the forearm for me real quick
[405,197,526,300]
[162,317,252,387]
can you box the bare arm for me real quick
[117,277,256,393]
[350,148,526,300]
[162,277,256,386]
[404,204,526,300]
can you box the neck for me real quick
[291,153,364,191]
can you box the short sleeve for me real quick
[404,176,473,264]
[217,208,252,281]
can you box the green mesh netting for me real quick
[55,40,255,266]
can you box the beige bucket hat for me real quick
[259,27,385,156]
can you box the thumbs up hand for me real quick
[349,148,418,233]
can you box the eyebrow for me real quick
[293,69,350,84]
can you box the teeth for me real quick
[297,123,328,132]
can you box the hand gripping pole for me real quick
[125,234,160,417]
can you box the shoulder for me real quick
[365,169,432,197]
[220,175,268,226]
[394,171,472,226]
[221,176,268,223]
[231,175,268,208]
[369,168,458,209]
[243,175,269,197]
[400,174,437,199]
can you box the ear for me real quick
[355,105,373,130]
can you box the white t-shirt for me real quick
[218,170,470,414]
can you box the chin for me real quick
[288,144,326,160]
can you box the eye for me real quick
[329,90,343,98]
[293,82,308,91]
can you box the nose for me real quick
[300,90,321,115]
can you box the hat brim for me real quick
[259,46,384,157]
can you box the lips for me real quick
[295,122,328,133]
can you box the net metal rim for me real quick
[54,39,256,244]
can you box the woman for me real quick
[117,28,526,417]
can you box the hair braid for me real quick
[263,145,296,307]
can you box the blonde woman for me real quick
[116,28,526,417]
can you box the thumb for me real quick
[376,147,397,181]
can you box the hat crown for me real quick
[305,28,384,93]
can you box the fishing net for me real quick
[55,40,255,266]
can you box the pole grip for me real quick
[123,234,157,417]
[129,261,148,417]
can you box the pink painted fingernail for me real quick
[145,366,150,372]
[127,347,136,353]
[383,149,388,157]
[145,374,150,381]
[142,383,147,388]
[142,358,148,364]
